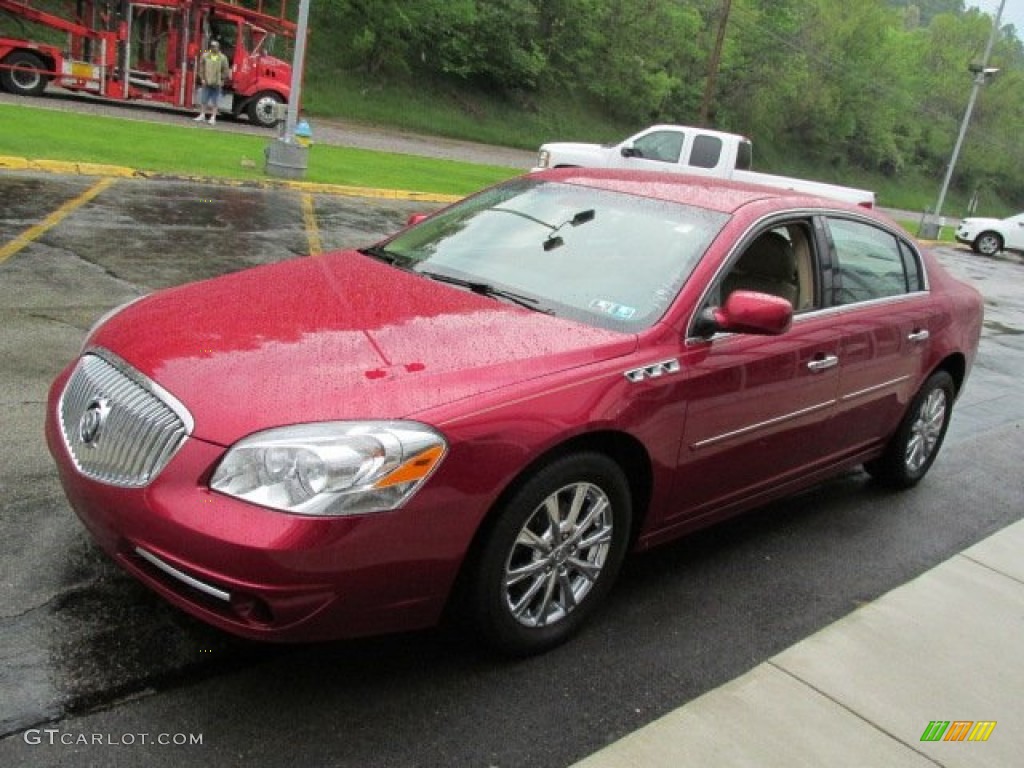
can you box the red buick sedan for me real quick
[46,169,983,655]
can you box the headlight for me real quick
[210,421,447,516]
[537,149,551,168]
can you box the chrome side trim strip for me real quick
[134,547,231,602]
[840,376,910,403]
[691,399,835,450]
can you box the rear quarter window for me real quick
[735,140,753,171]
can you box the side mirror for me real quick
[620,144,639,158]
[694,290,793,338]
[406,213,429,227]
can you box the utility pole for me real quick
[699,0,732,127]
[265,0,312,179]
[920,0,1004,238]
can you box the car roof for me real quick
[532,167,864,217]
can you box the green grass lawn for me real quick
[894,218,957,243]
[0,104,519,196]
[0,101,1000,223]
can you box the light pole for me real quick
[919,0,1004,238]
[281,0,311,144]
[265,0,312,179]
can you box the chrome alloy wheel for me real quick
[975,232,1002,256]
[905,387,948,474]
[502,482,613,628]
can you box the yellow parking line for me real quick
[301,192,322,256]
[0,177,117,265]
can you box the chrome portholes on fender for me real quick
[624,358,680,383]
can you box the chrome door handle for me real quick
[908,329,930,343]
[807,354,839,372]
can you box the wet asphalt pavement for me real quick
[0,170,1022,767]
[0,173,434,734]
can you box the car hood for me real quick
[541,141,604,153]
[536,141,613,169]
[87,251,636,445]
[958,217,1003,229]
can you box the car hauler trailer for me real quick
[0,0,297,126]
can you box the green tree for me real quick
[302,0,1024,206]
[583,0,706,122]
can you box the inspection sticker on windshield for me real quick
[590,299,636,319]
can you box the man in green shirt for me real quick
[194,40,231,125]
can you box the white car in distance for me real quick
[955,212,1024,256]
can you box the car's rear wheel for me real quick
[471,453,631,656]
[864,371,955,488]
[973,231,1003,256]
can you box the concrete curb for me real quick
[0,155,462,204]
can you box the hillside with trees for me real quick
[301,0,1021,211]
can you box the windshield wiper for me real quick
[358,245,409,267]
[418,271,552,314]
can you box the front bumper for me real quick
[45,369,476,643]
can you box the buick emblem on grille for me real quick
[79,398,111,446]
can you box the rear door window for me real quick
[826,218,923,305]
[688,135,723,169]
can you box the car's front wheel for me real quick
[973,231,1003,256]
[471,453,631,656]
[247,91,284,128]
[864,370,955,488]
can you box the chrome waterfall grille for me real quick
[59,352,193,487]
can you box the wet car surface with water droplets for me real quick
[43,169,984,657]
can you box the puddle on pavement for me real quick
[0,530,279,736]
[0,176,96,234]
[10,177,434,289]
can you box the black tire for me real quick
[864,371,955,489]
[246,91,284,128]
[0,51,49,97]
[471,452,632,656]
[973,231,1003,257]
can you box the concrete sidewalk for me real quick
[573,519,1023,768]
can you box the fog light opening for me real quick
[230,593,273,625]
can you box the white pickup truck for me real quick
[533,124,876,208]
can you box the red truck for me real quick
[0,0,296,126]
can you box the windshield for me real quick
[378,179,727,331]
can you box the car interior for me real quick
[719,223,816,311]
